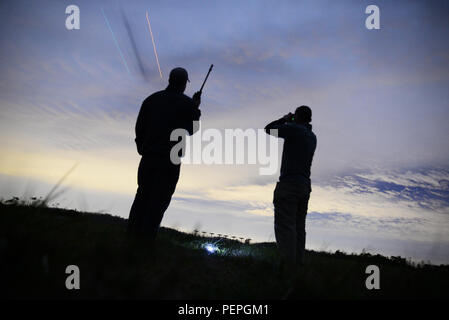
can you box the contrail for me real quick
[145,10,163,79]
[121,8,147,80]
[101,8,130,74]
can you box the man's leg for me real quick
[140,163,180,242]
[128,188,145,235]
[295,190,310,266]
[273,182,298,265]
[127,157,148,236]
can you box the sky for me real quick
[0,0,448,264]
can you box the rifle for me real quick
[199,64,213,94]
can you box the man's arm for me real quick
[265,113,294,138]
[135,99,149,155]
[182,91,202,135]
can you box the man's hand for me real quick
[192,91,201,108]
[282,112,294,122]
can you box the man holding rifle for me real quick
[128,67,207,243]
[265,106,317,275]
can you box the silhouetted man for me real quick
[128,67,201,242]
[265,106,317,270]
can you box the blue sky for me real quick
[0,0,448,264]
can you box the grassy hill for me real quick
[0,201,448,300]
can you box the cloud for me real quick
[175,167,449,242]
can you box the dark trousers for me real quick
[128,156,180,242]
[273,181,310,266]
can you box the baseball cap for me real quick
[169,67,190,83]
[295,105,312,123]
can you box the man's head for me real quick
[168,67,190,93]
[294,105,312,124]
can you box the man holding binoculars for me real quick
[265,106,317,275]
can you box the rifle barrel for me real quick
[200,64,214,93]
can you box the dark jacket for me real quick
[135,86,201,159]
[265,118,317,189]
